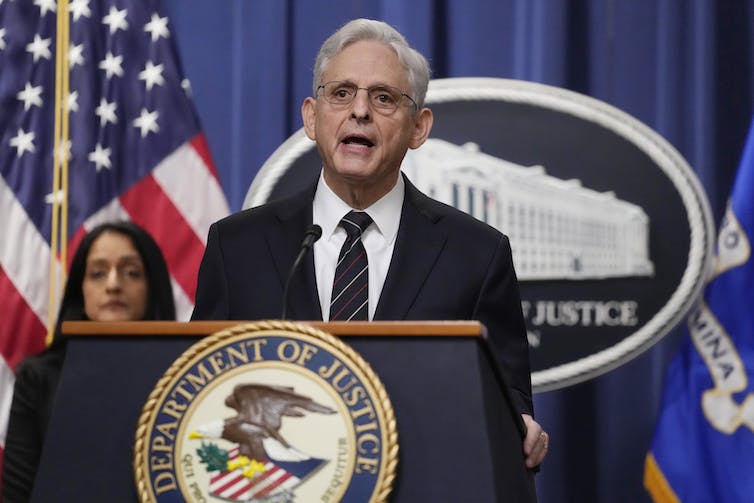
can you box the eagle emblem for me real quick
[190,383,336,502]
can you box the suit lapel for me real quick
[375,178,447,320]
[267,185,323,321]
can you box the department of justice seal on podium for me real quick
[134,321,397,503]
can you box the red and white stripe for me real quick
[77,135,227,320]
[0,173,52,460]
[209,448,300,501]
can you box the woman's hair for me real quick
[52,221,175,342]
[312,18,431,109]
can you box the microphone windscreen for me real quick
[302,224,322,247]
[309,224,323,240]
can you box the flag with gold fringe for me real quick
[645,117,754,502]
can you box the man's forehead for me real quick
[322,40,408,87]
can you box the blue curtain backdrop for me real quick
[162,1,754,501]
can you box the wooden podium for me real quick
[32,321,536,502]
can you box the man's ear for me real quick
[301,97,317,141]
[409,107,434,149]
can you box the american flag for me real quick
[0,0,229,470]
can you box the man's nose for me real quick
[350,88,371,120]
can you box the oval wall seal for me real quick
[134,321,397,502]
[243,78,715,392]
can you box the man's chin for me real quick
[332,155,374,172]
[327,164,376,184]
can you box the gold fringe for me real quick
[644,453,681,503]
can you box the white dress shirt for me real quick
[313,172,404,321]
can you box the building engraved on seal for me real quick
[403,138,654,281]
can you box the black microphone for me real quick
[281,224,322,320]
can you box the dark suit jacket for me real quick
[192,175,533,415]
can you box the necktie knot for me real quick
[340,211,372,240]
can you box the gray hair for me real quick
[312,19,431,109]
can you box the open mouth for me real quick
[342,135,374,148]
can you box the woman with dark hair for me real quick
[1,221,175,502]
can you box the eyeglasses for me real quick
[317,81,418,114]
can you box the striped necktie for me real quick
[330,211,373,321]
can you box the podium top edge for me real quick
[61,320,484,337]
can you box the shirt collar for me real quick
[313,171,404,244]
